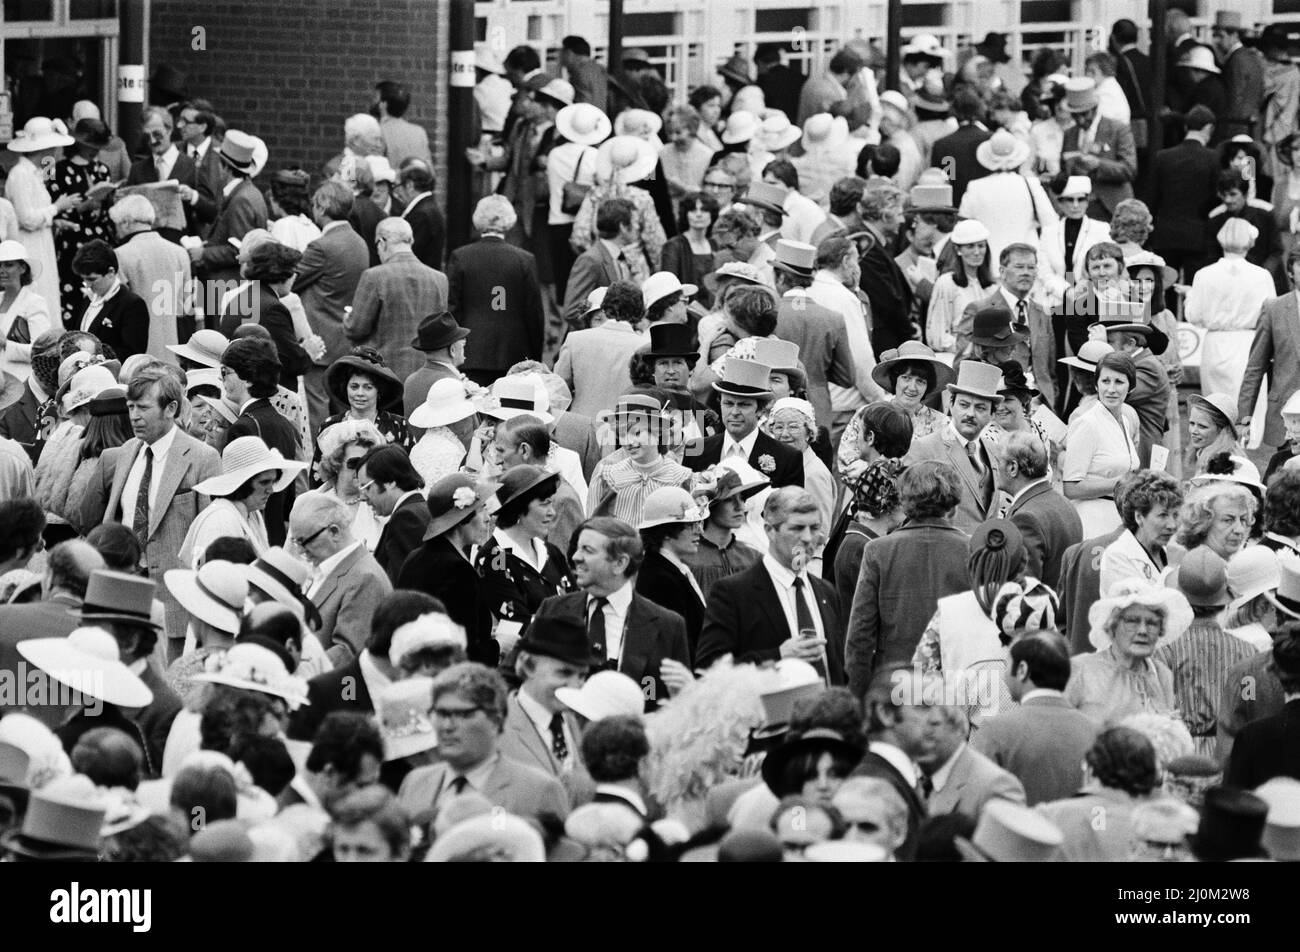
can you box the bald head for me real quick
[45,540,106,600]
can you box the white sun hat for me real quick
[163,561,250,636]
[410,377,478,429]
[191,642,309,708]
[62,365,120,415]
[642,271,698,312]
[7,116,74,153]
[388,612,468,668]
[1087,578,1194,650]
[636,486,705,530]
[375,676,438,761]
[556,670,647,722]
[17,627,153,709]
[192,436,308,498]
[481,373,554,424]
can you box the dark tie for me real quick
[791,577,828,683]
[588,596,609,665]
[967,441,993,511]
[616,251,630,281]
[1016,298,1029,332]
[918,772,934,802]
[132,446,153,547]
[450,775,468,795]
[549,712,569,762]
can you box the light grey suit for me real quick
[903,422,1005,533]
[78,429,221,645]
[310,544,392,667]
[554,322,648,419]
[925,743,1026,820]
[498,693,595,806]
[1239,290,1300,448]
[397,752,571,824]
[775,291,857,434]
[343,250,449,380]
[970,694,1099,806]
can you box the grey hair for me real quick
[859,181,903,223]
[344,112,382,143]
[761,486,820,528]
[375,216,414,245]
[109,195,156,228]
[290,490,352,534]
[1176,482,1258,550]
[141,105,173,131]
[472,195,518,235]
[1002,430,1049,480]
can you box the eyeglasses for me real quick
[293,524,333,549]
[1118,614,1162,631]
[703,180,733,190]
[357,479,376,493]
[433,706,484,723]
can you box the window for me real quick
[1274,0,1300,14]
[755,8,811,34]
[626,12,677,36]
[70,0,117,17]
[4,0,54,20]
[475,18,488,42]
[901,4,947,28]
[1021,0,1073,23]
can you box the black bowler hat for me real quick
[970,303,1028,348]
[516,613,599,668]
[411,311,471,352]
[1190,786,1268,861]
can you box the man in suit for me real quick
[393,159,445,270]
[398,661,571,824]
[357,445,428,585]
[0,539,103,729]
[448,196,545,388]
[127,105,214,243]
[189,130,269,302]
[684,356,803,488]
[531,517,691,711]
[1212,12,1266,142]
[582,715,652,819]
[697,487,845,684]
[112,195,195,362]
[1208,168,1284,285]
[344,216,447,383]
[176,100,223,238]
[560,35,609,109]
[972,631,1099,805]
[999,431,1083,585]
[855,179,914,358]
[754,43,805,125]
[1225,628,1300,789]
[280,711,384,816]
[920,697,1026,820]
[1111,19,1153,129]
[561,197,636,330]
[289,491,393,668]
[218,337,299,545]
[73,240,152,362]
[904,360,1005,532]
[79,365,221,655]
[373,80,432,169]
[403,311,470,422]
[771,239,857,430]
[845,461,972,698]
[1240,250,1300,452]
[1060,77,1137,222]
[1102,317,1171,468]
[556,279,647,420]
[1146,106,1220,280]
[930,88,992,207]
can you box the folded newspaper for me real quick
[118,179,186,233]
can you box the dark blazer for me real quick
[1220,44,1266,141]
[294,222,371,366]
[218,282,312,387]
[685,429,804,489]
[562,240,622,328]
[1226,698,1300,789]
[757,64,806,127]
[476,535,575,630]
[189,142,224,233]
[857,226,915,357]
[1146,138,1220,256]
[970,694,1100,805]
[288,656,371,742]
[125,150,213,241]
[448,235,545,376]
[930,123,992,206]
[1005,479,1083,588]
[57,703,156,777]
[86,287,150,361]
[1057,527,1126,654]
[224,397,299,547]
[194,178,269,284]
[530,591,690,711]
[375,492,430,585]
[1061,117,1138,218]
[635,550,706,657]
[850,747,925,861]
[1129,350,1172,467]
[1189,75,1229,132]
[401,194,446,271]
[0,594,83,730]
[396,536,498,667]
[696,561,845,683]
[0,380,43,463]
[1115,48,1153,134]
[1217,650,1286,764]
[349,195,386,267]
[132,663,183,779]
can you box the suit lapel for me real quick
[754,565,793,642]
[506,696,558,774]
[106,440,142,523]
[941,429,983,505]
[150,436,193,536]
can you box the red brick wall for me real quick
[149,0,449,213]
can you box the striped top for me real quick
[588,454,692,528]
[1155,619,1260,756]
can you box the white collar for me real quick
[762,552,808,591]
[999,285,1028,309]
[290,774,324,811]
[592,579,634,615]
[595,784,648,816]
[493,527,548,571]
[1008,477,1048,509]
[143,424,179,457]
[868,740,918,787]
[1021,688,1066,704]
[223,177,242,198]
[89,278,124,306]
[947,420,982,450]
[238,397,258,415]
[724,427,759,458]
[393,489,423,513]
[155,144,178,165]
[190,137,211,158]
[314,540,362,581]
[931,742,967,792]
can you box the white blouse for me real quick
[1184,255,1275,332]
[1062,400,1139,484]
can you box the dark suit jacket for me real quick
[133,663,183,779]
[685,430,803,489]
[851,746,924,861]
[775,292,856,430]
[757,64,806,127]
[635,550,706,658]
[562,240,621,328]
[1129,350,1171,467]
[1226,698,1300,789]
[970,694,1099,805]
[448,236,545,375]
[401,194,446,271]
[1146,138,1220,255]
[189,143,224,233]
[0,594,83,730]
[288,655,371,742]
[1115,48,1153,133]
[126,151,213,241]
[396,535,498,667]
[375,492,430,585]
[349,195,386,267]
[530,591,690,711]
[552,410,605,483]
[224,397,299,546]
[1217,650,1286,764]
[194,179,269,284]
[1005,479,1083,588]
[219,282,312,387]
[1062,118,1138,218]
[1221,44,1266,140]
[87,287,150,361]
[0,380,43,463]
[930,123,992,206]
[696,561,846,683]
[1057,528,1125,654]
[857,226,915,357]
[294,222,371,366]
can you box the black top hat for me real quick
[645,323,698,361]
[1191,786,1269,861]
[970,304,1028,348]
[411,310,472,352]
[516,612,599,668]
[326,347,404,409]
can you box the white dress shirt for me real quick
[154,145,180,181]
[722,427,759,462]
[79,278,124,332]
[308,540,362,599]
[760,553,825,643]
[779,190,829,244]
[516,688,576,769]
[119,424,180,529]
[188,137,211,161]
[591,580,634,663]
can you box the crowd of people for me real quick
[1,14,1300,864]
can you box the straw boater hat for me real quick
[556,670,646,722]
[556,102,612,147]
[801,113,850,152]
[738,180,787,217]
[76,569,162,631]
[595,135,657,185]
[643,271,697,311]
[1058,338,1114,373]
[712,357,774,398]
[410,378,478,429]
[758,111,801,152]
[423,473,496,541]
[976,128,1032,172]
[1179,45,1222,74]
[871,340,955,394]
[376,676,438,762]
[1064,77,1101,113]
[1125,250,1178,288]
[1186,392,1239,437]
[18,627,153,709]
[637,486,705,530]
[164,560,250,636]
[6,116,74,153]
[191,641,310,709]
[0,775,106,861]
[481,374,553,425]
[1087,578,1194,650]
[192,436,307,498]
[167,329,231,368]
[720,110,761,146]
[326,348,403,409]
[245,547,321,629]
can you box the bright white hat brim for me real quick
[163,569,243,635]
[410,397,478,429]
[17,638,153,708]
[192,452,308,497]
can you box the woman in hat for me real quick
[6,117,81,314]
[636,486,708,651]
[265,167,321,253]
[660,192,721,310]
[475,464,575,646]
[927,220,994,355]
[1100,470,1185,598]
[408,377,478,489]
[831,456,907,600]
[682,467,766,600]
[315,346,411,473]
[762,728,862,809]
[0,240,52,395]
[1222,548,1287,651]
[1062,351,1141,537]
[181,435,308,568]
[569,135,667,273]
[763,397,834,533]
[588,392,692,526]
[47,118,116,328]
[1066,579,1190,724]
[843,342,951,457]
[960,129,1055,262]
[63,382,131,530]
[314,418,385,551]
[1184,392,1243,478]
[985,361,1052,452]
[31,362,108,526]
[1124,249,1184,471]
[548,102,608,303]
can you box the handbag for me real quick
[561,150,592,215]
[6,315,30,346]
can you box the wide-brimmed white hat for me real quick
[595,135,658,184]
[1087,578,1194,650]
[901,34,951,60]
[363,154,397,184]
[0,239,40,281]
[192,436,307,498]
[1226,547,1280,614]
[642,271,697,312]
[62,365,119,414]
[556,103,612,147]
[185,367,222,394]
[1058,339,1114,372]
[474,42,506,75]
[197,394,239,426]
[1179,44,1221,74]
[1125,250,1178,288]
[535,77,576,108]
[583,286,608,318]
[426,813,544,862]
[410,377,477,429]
[614,108,663,141]
[976,128,1032,171]
[191,642,309,708]
[164,561,250,635]
[555,671,646,722]
[376,676,437,761]
[721,110,761,145]
[757,111,801,152]
[1189,455,1264,493]
[637,486,705,530]
[388,612,468,668]
[17,627,153,709]
[801,113,849,151]
[7,116,74,153]
[481,373,553,424]
[166,329,231,368]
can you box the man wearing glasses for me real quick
[288,491,391,668]
[397,661,570,825]
[702,168,738,207]
[175,101,222,238]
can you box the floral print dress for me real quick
[47,157,113,328]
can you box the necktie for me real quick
[616,251,630,281]
[549,712,569,762]
[967,441,993,511]
[791,577,828,682]
[132,446,153,547]
[155,154,166,177]
[725,441,745,459]
[918,772,934,802]
[450,775,468,795]
[1016,298,1028,331]
[588,596,609,665]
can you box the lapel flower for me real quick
[757,454,776,474]
[452,486,477,509]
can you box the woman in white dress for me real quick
[0,240,52,392]
[5,118,80,320]
[926,219,996,356]
[960,128,1058,263]
[408,377,476,489]
[1062,351,1141,537]
[1184,218,1276,408]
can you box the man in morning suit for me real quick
[696,487,845,684]
[929,88,992,207]
[855,179,914,358]
[189,130,268,291]
[357,445,429,586]
[998,431,1083,586]
[1240,250,1300,453]
[1225,626,1300,789]
[1145,106,1219,279]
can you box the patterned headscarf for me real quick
[30,331,63,397]
[850,457,903,519]
[991,578,1060,646]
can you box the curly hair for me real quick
[1265,470,1300,537]
[199,684,281,756]
[316,419,384,485]
[580,715,649,783]
[789,688,868,752]
[431,662,510,728]
[901,460,962,520]
[1109,199,1153,245]
[102,813,188,862]
[1085,726,1160,797]
[1176,482,1257,550]
[1120,470,1184,533]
